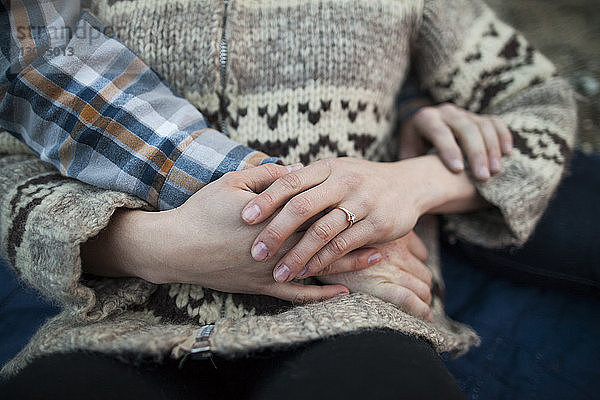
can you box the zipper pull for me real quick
[189,324,215,360]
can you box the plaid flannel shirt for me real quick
[0,1,429,211]
[0,0,278,210]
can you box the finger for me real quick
[412,108,465,172]
[378,283,433,321]
[383,243,432,293]
[477,117,502,174]
[394,263,433,305]
[445,115,490,181]
[250,183,344,263]
[406,232,429,263]
[297,210,327,231]
[298,247,382,279]
[491,115,513,155]
[390,253,433,290]
[267,281,349,303]
[237,163,303,193]
[305,219,377,279]
[241,161,332,225]
[273,206,365,282]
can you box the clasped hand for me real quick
[241,157,427,283]
[237,157,437,320]
[156,163,388,303]
[155,161,434,319]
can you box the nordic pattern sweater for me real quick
[0,0,576,376]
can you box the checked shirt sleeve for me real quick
[0,0,278,210]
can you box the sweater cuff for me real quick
[443,157,557,248]
[0,146,154,321]
[444,113,575,248]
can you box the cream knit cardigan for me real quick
[0,0,576,376]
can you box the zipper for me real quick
[189,324,215,359]
[219,0,229,136]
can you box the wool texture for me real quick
[0,0,576,376]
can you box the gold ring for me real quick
[335,206,357,228]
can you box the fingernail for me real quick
[490,158,501,173]
[251,242,269,261]
[450,159,464,171]
[286,163,303,173]
[477,166,490,180]
[297,265,309,278]
[336,291,349,297]
[427,311,434,322]
[502,141,512,154]
[274,264,291,282]
[242,204,261,223]
[368,252,383,265]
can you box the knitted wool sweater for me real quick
[0,0,576,376]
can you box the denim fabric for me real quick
[442,151,600,399]
[442,241,600,400]
[447,150,600,295]
[0,258,59,371]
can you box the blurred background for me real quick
[487,0,600,153]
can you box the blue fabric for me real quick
[0,258,59,370]
[442,150,600,399]
[441,244,600,399]
[448,151,600,294]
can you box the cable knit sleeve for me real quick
[412,0,577,247]
[0,132,156,319]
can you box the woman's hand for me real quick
[155,164,355,302]
[241,155,486,283]
[318,232,434,321]
[241,158,429,283]
[83,163,382,303]
[399,103,513,180]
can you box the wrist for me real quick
[154,204,215,285]
[81,208,171,283]
[390,155,483,216]
[132,208,180,284]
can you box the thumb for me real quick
[239,162,303,193]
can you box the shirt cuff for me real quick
[259,156,283,166]
[154,128,280,210]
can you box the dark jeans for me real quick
[441,150,600,399]
[0,329,464,400]
[447,150,600,295]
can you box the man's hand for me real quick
[399,103,513,181]
[318,232,434,321]
[83,163,383,303]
